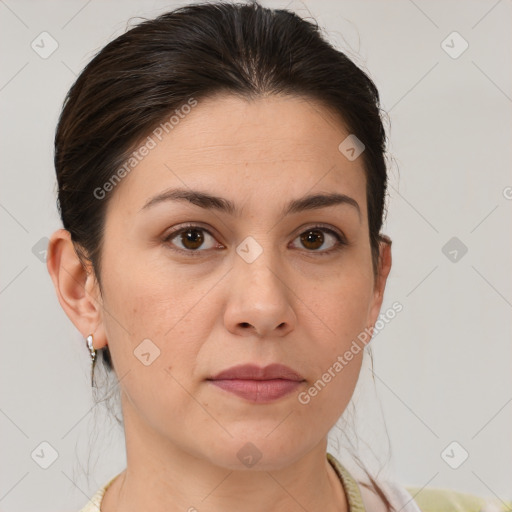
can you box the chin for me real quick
[203,434,312,472]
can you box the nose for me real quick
[223,250,296,339]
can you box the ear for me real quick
[367,235,392,329]
[46,229,108,350]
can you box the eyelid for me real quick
[163,222,217,240]
[291,222,346,242]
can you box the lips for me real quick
[207,364,305,403]
[209,363,305,381]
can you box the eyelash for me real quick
[162,223,348,257]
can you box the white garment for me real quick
[358,478,423,512]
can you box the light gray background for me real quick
[1,0,511,510]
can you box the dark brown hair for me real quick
[54,2,393,508]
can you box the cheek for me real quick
[101,244,199,338]
[100,280,207,435]
[99,261,205,392]
[294,315,365,438]
[293,261,373,405]
[299,263,374,345]
[299,353,362,425]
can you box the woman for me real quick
[46,2,510,511]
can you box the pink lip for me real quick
[207,364,305,403]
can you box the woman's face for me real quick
[76,94,390,470]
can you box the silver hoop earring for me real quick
[86,334,97,388]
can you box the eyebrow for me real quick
[141,187,361,219]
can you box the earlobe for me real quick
[46,229,107,348]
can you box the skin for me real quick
[47,93,392,512]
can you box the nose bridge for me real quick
[235,234,285,298]
[225,234,295,336]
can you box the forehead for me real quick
[106,94,367,218]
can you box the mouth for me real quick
[206,364,306,403]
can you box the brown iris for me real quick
[300,229,324,250]
[180,228,204,250]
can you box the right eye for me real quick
[162,224,223,255]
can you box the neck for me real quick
[102,398,348,512]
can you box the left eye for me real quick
[290,227,345,254]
